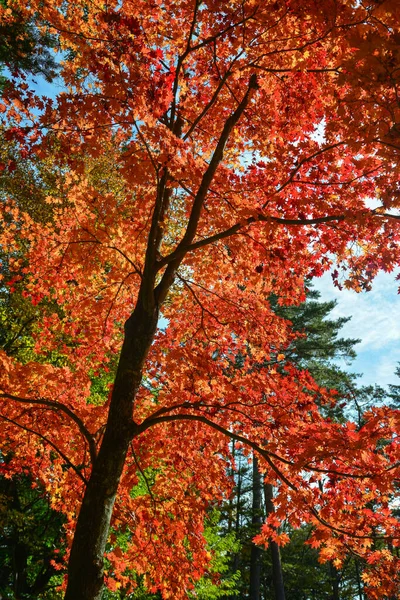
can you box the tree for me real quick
[188,510,241,600]
[222,285,362,600]
[0,1,400,599]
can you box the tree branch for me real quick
[154,73,259,302]
[137,413,395,540]
[183,68,232,140]
[0,392,97,463]
[157,213,344,267]
[0,412,88,484]
[157,210,400,268]
[138,412,297,489]
[169,0,201,128]
[263,141,345,207]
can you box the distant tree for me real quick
[388,365,400,408]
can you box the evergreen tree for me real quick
[223,285,372,600]
[0,0,58,90]
[388,365,400,407]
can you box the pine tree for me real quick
[225,284,368,600]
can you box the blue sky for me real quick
[313,271,400,388]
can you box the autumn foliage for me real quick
[0,0,400,598]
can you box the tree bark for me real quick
[249,454,263,600]
[227,440,235,535]
[65,297,159,600]
[329,562,340,600]
[264,482,286,600]
[231,452,242,594]
[225,452,243,600]
[355,559,364,600]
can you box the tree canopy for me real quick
[0,1,399,599]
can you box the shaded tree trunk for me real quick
[249,454,263,600]
[227,440,236,535]
[231,452,242,594]
[13,539,29,599]
[264,482,286,600]
[355,559,364,600]
[329,562,340,600]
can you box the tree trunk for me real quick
[249,454,263,600]
[59,74,256,600]
[264,483,286,600]
[355,559,364,600]
[13,539,28,599]
[65,298,158,600]
[227,440,235,535]
[329,562,340,600]
[230,452,242,600]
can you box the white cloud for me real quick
[374,350,400,384]
[312,271,400,387]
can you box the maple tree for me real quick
[0,0,400,599]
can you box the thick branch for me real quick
[138,413,394,540]
[140,169,169,308]
[141,404,395,480]
[157,213,344,268]
[158,210,400,268]
[138,413,296,489]
[155,73,259,302]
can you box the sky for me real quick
[313,270,400,389]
